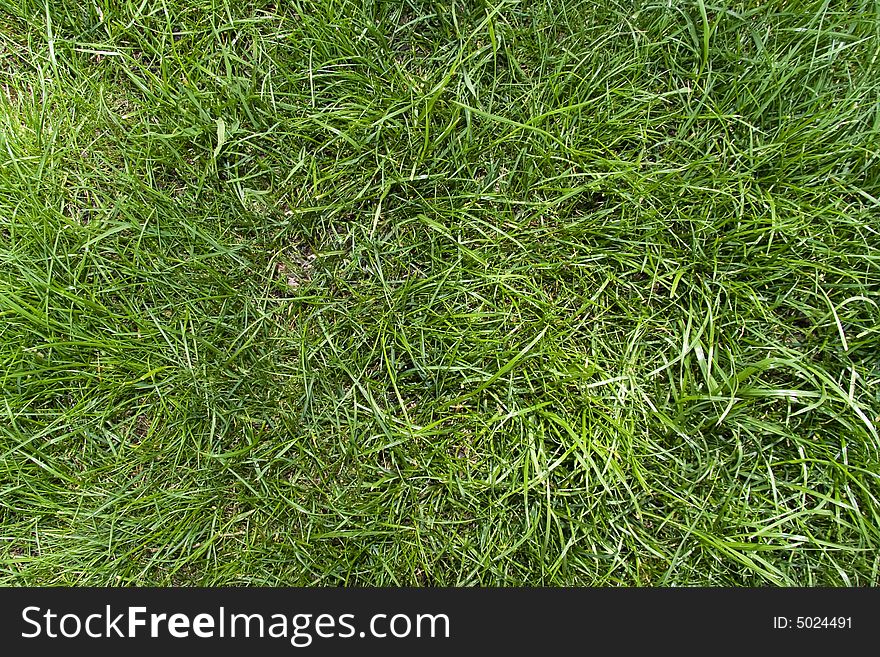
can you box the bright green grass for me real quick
[0,0,878,585]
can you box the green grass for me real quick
[0,0,878,586]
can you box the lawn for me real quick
[0,0,878,586]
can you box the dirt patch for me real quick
[274,243,316,290]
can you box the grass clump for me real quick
[0,0,878,585]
